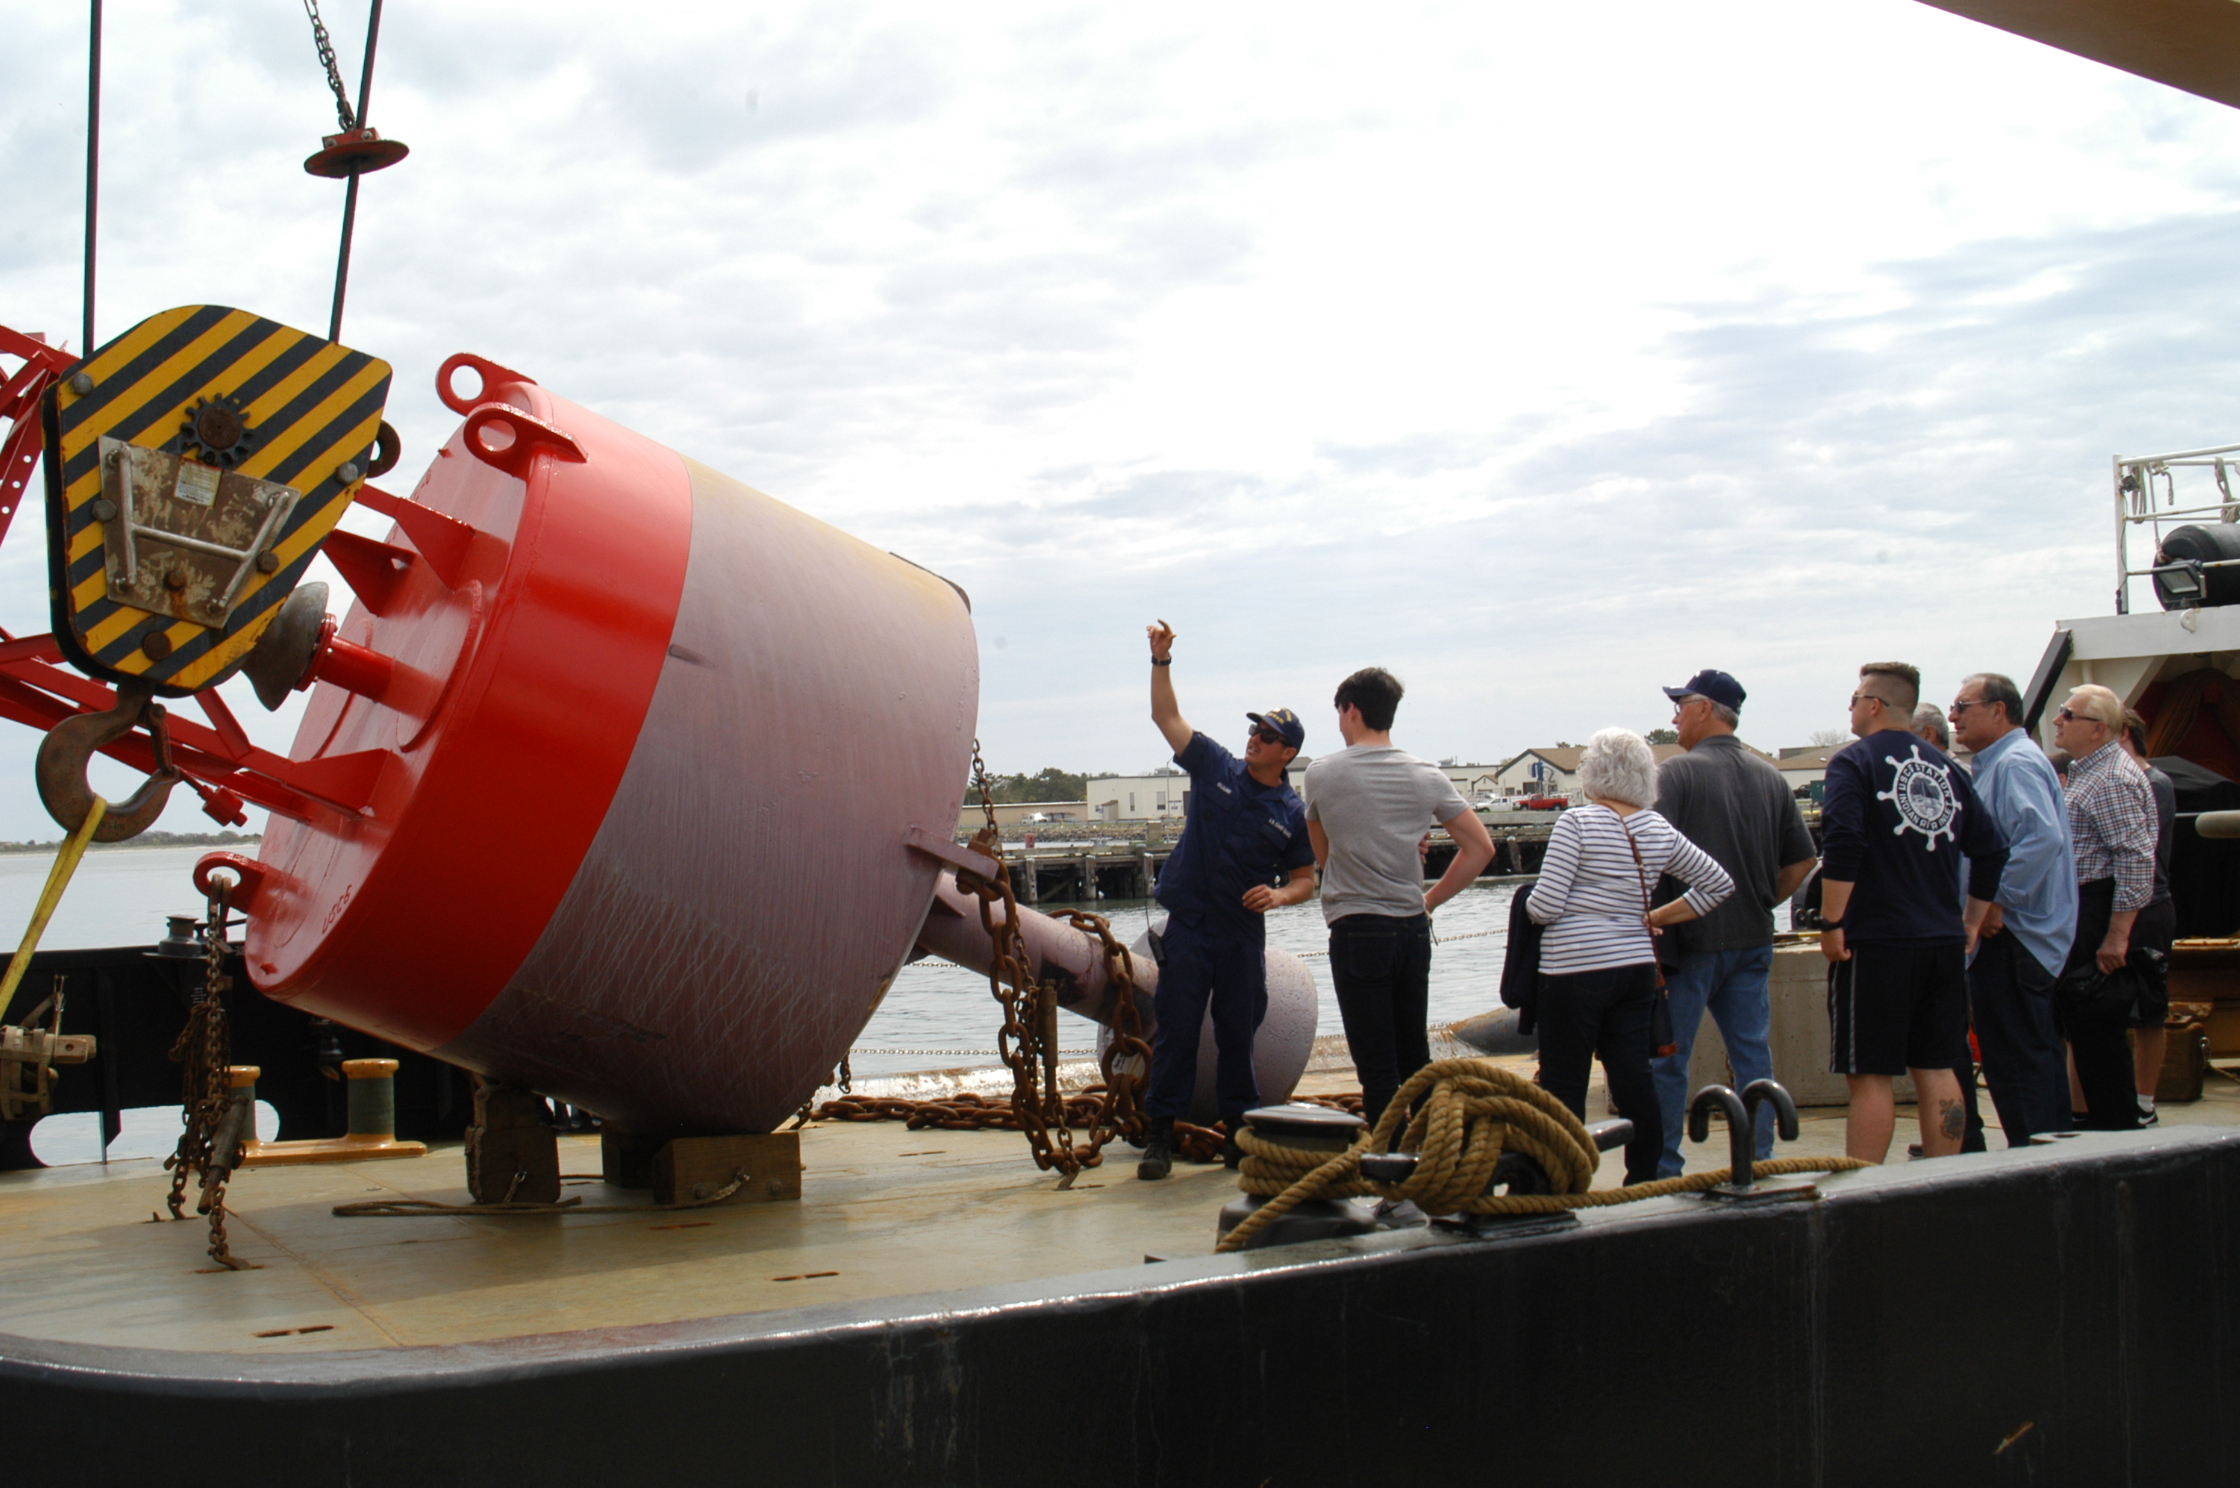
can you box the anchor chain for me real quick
[949,739,1150,1185]
[162,875,251,1269]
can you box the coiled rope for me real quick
[1217,1058,1870,1253]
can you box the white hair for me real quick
[1579,727,1658,808]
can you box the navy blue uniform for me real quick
[1149,733,1314,1123]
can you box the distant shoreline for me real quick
[0,832,262,856]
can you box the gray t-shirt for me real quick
[1302,745,1471,923]
[1652,734,1818,954]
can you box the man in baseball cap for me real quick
[1647,668,1818,1176]
[1138,622,1318,1180]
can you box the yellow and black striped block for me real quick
[40,304,391,695]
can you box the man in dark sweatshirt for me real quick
[1819,662,2009,1163]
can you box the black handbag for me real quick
[2056,944,2166,1024]
[1499,883,1542,1035]
[1623,818,1679,1058]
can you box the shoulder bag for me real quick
[1623,815,1679,1058]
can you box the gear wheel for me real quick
[180,392,256,468]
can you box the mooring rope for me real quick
[1216,1058,1871,1253]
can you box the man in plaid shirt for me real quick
[2050,683,2158,1131]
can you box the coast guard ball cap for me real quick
[1247,708,1306,748]
[1663,669,1747,713]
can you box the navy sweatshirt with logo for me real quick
[1820,729,2009,945]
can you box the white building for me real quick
[1090,770,1191,821]
[1090,755,1318,820]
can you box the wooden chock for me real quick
[651,1132,802,1207]
[465,1083,560,1203]
[600,1126,664,1190]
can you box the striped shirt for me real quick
[1527,805,1734,975]
[2065,739,2157,912]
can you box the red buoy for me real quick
[205,355,979,1133]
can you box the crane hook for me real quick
[36,678,184,842]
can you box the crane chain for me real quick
[301,0,358,131]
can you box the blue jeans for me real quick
[1651,944,1776,1178]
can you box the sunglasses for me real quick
[2055,706,2102,725]
[1251,727,1286,746]
[1949,698,1985,715]
[1849,692,1888,709]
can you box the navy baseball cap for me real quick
[1247,708,1305,748]
[1663,669,1746,713]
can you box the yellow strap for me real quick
[0,797,108,1014]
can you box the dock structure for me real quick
[981,805,1826,904]
[972,811,1579,905]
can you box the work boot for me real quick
[1137,1119,1175,1181]
[1221,1114,1249,1169]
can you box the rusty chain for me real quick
[162,875,250,1269]
[813,1088,1368,1166]
[941,739,1157,1186]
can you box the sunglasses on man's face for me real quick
[1251,727,1285,746]
[2056,706,2099,725]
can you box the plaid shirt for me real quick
[2066,739,2157,912]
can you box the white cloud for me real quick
[0,0,2236,839]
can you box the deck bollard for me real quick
[1216,1104,1377,1249]
[343,1058,402,1141]
[237,1056,428,1167]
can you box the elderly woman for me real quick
[1527,728,1735,1183]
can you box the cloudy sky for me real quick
[1,0,2236,839]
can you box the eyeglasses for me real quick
[1251,727,1285,746]
[1949,698,1990,716]
[1849,692,1887,709]
[2055,706,2103,726]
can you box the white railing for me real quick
[2113,442,2240,614]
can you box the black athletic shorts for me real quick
[1828,941,1970,1077]
[2128,898,2177,1029]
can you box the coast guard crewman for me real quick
[1138,620,1318,1181]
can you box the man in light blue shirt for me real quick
[1951,671,2078,1144]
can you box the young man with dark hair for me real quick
[1139,620,1318,1181]
[1332,668,1404,733]
[1820,662,2008,1162]
[1304,667,1494,1160]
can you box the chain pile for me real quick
[161,876,252,1269]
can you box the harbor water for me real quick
[0,845,1527,1074]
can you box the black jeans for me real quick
[2061,877,2138,1132]
[1328,913,1432,1129]
[1968,927,2069,1145]
[1537,961,1663,1184]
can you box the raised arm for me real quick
[1147,620,1194,758]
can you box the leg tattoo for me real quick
[1939,1099,1964,1140]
